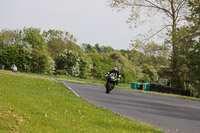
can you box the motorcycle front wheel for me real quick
[106,83,113,94]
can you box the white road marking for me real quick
[61,81,80,97]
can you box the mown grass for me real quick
[0,72,163,133]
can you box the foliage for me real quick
[22,28,55,73]
[130,40,170,68]
[141,74,151,83]
[79,58,89,79]
[56,49,80,77]
[0,28,56,74]
[43,29,81,59]
[0,45,29,71]
[187,42,200,91]
[0,29,21,48]
[80,43,114,54]
[80,43,98,53]
[121,70,136,83]
[106,51,137,83]
[22,27,46,51]
[89,53,114,80]
[188,0,200,24]
[142,64,158,82]
[168,0,200,91]
[101,46,114,53]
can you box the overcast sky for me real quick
[0,0,154,50]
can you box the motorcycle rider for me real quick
[11,64,17,72]
[105,66,121,89]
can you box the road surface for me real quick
[63,82,200,133]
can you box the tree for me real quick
[79,58,89,79]
[121,70,137,83]
[89,53,114,80]
[31,50,55,74]
[43,29,82,59]
[0,29,31,71]
[108,0,189,88]
[80,43,98,53]
[107,51,137,83]
[187,0,200,91]
[95,43,102,53]
[130,40,170,68]
[0,45,28,71]
[22,27,46,50]
[172,0,200,91]
[188,0,200,24]
[46,37,66,58]
[186,41,200,91]
[142,64,158,82]
[101,46,114,53]
[56,49,80,76]
[22,27,55,73]
[0,29,21,49]
[120,49,129,59]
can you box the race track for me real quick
[63,82,200,133]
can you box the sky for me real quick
[0,0,157,50]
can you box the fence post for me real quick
[142,83,144,91]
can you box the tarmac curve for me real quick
[63,82,200,133]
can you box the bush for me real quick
[56,49,80,77]
[141,74,151,83]
[89,53,114,80]
[121,70,136,83]
[0,45,29,71]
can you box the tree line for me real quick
[0,27,169,84]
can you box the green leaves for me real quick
[56,50,81,77]
[89,53,114,80]
[23,27,46,51]
[0,45,28,71]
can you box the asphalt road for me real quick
[63,82,200,133]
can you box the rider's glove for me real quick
[105,74,108,77]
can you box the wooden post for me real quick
[142,83,144,91]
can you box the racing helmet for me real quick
[113,66,118,72]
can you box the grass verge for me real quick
[0,72,163,132]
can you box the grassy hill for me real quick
[0,72,163,132]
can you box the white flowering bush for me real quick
[56,49,80,76]
[46,56,55,74]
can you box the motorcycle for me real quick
[105,73,117,94]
